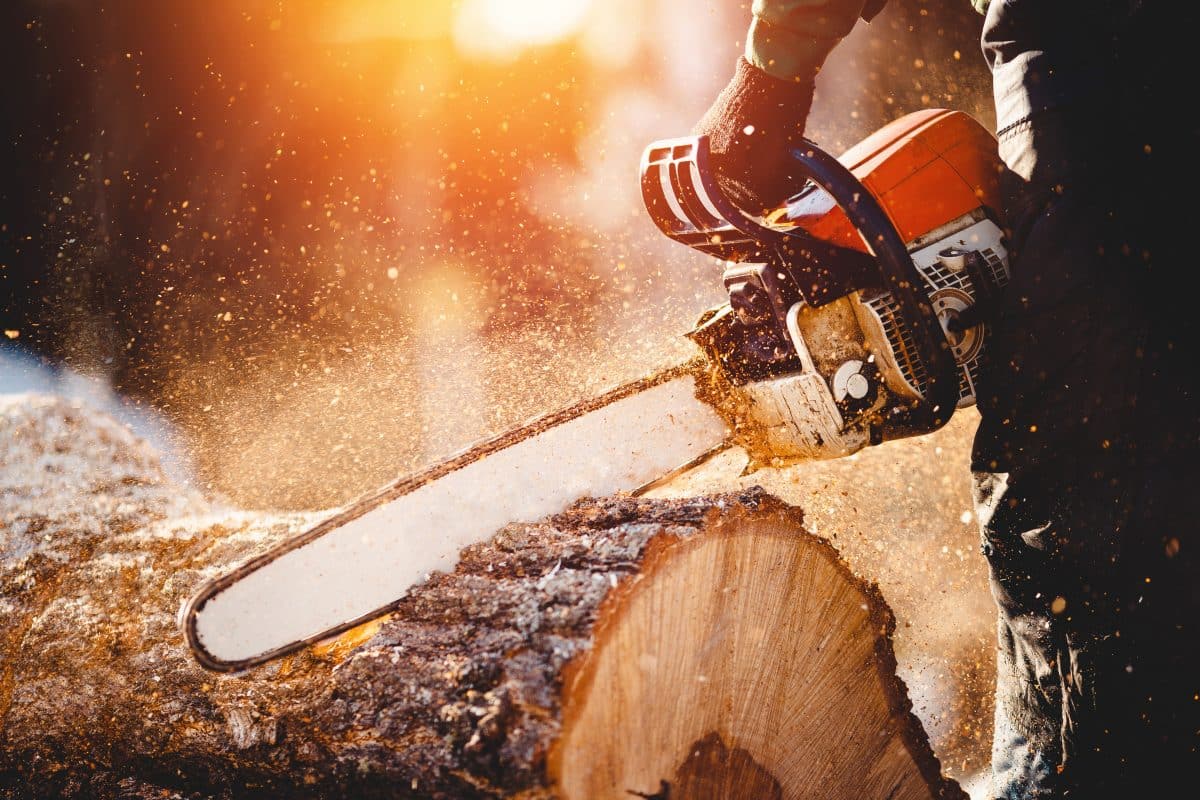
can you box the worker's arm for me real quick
[693,0,888,212]
[746,0,885,81]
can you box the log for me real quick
[0,395,965,799]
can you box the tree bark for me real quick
[0,395,964,799]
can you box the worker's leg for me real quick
[972,105,1200,796]
[975,464,1200,799]
[973,469,1066,799]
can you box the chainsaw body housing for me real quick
[641,109,1010,466]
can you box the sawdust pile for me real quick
[0,393,319,795]
[0,391,314,581]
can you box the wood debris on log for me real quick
[0,395,965,799]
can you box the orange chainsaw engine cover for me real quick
[773,109,1003,250]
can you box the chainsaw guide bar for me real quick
[183,361,730,672]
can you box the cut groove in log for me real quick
[550,501,963,800]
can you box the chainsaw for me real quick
[182,108,1009,672]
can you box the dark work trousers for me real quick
[970,101,1200,798]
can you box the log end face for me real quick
[551,494,961,800]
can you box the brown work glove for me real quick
[693,56,817,215]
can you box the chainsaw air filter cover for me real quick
[641,109,1010,465]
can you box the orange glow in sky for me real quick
[453,0,595,59]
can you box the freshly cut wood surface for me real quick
[0,395,964,799]
[552,503,964,800]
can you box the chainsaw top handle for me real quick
[640,134,959,433]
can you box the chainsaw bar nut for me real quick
[832,358,880,418]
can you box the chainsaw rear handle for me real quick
[781,141,959,431]
[640,134,959,431]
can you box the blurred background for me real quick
[0,0,992,509]
[0,0,999,787]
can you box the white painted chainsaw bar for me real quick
[183,361,729,671]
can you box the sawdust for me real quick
[0,393,313,565]
[0,393,320,724]
[0,394,193,565]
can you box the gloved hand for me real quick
[693,56,817,215]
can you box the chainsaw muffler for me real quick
[640,109,1009,466]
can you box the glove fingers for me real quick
[692,57,816,213]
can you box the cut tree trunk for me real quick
[0,395,965,799]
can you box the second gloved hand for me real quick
[692,56,817,216]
